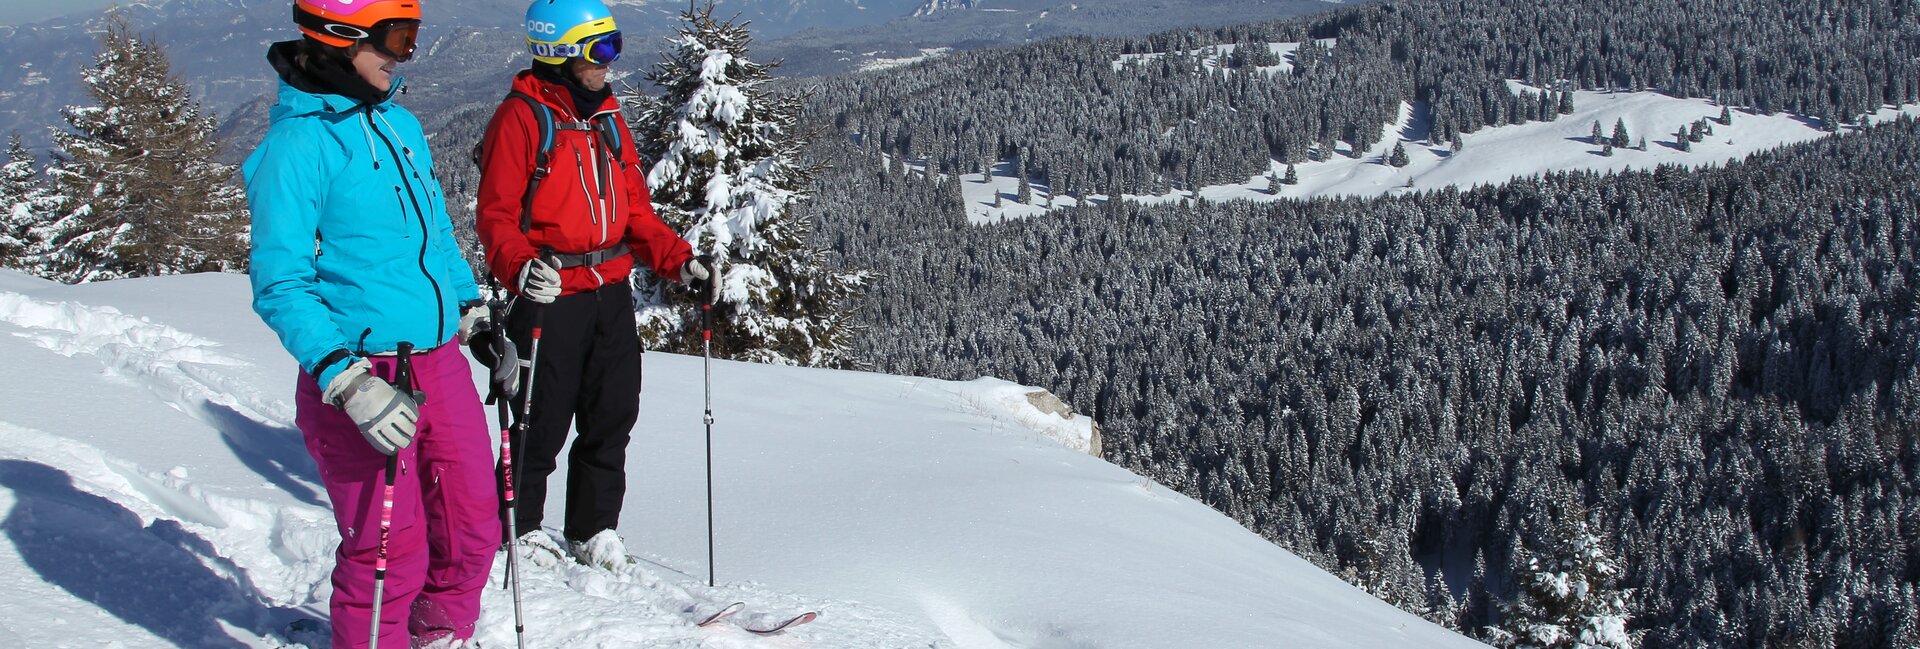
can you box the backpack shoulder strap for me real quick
[508,91,557,175]
[506,91,555,233]
[593,112,626,163]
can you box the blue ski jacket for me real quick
[245,72,480,388]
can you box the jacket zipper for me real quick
[365,106,448,345]
[574,147,610,247]
[597,121,619,247]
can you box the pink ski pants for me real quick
[294,343,500,648]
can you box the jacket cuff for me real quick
[310,348,354,388]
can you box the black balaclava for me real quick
[267,38,390,106]
[532,61,614,119]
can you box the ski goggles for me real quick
[294,9,422,62]
[529,30,622,65]
[365,19,422,62]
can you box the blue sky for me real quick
[0,0,117,26]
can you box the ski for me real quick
[514,533,814,636]
[736,610,819,636]
[695,601,746,627]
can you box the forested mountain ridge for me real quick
[790,0,1920,646]
[803,0,1918,204]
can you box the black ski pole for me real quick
[511,271,551,572]
[370,341,418,649]
[702,280,716,588]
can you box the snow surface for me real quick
[922,78,1920,224]
[0,269,1480,648]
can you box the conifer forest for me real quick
[795,0,1920,646]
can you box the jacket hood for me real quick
[510,69,619,121]
[266,40,402,120]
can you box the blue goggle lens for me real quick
[583,31,621,64]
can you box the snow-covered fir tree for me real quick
[38,12,247,283]
[1490,517,1636,649]
[1610,119,1631,149]
[1388,141,1409,167]
[631,4,870,368]
[0,133,55,270]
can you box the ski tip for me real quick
[742,610,819,636]
[695,601,748,627]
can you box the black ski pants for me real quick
[505,282,640,544]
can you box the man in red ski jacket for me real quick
[474,0,713,568]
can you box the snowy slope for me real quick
[0,269,1481,648]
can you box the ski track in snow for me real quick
[0,286,948,648]
[0,289,293,430]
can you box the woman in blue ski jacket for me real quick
[243,0,500,646]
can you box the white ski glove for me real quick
[517,258,562,304]
[322,359,419,455]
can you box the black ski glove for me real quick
[465,315,522,401]
[683,254,719,305]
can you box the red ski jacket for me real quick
[475,71,693,296]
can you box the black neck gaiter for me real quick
[532,62,614,119]
[268,39,390,107]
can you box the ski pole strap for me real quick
[546,242,631,269]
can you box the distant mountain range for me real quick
[0,0,1358,159]
[0,0,922,156]
[762,0,1351,78]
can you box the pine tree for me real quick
[1590,120,1604,146]
[0,133,54,270]
[1610,118,1631,148]
[1490,517,1637,649]
[1388,141,1410,167]
[1284,163,1298,185]
[633,3,870,368]
[38,12,247,283]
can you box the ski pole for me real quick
[370,341,417,649]
[492,299,528,649]
[702,280,716,588]
[509,268,551,585]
